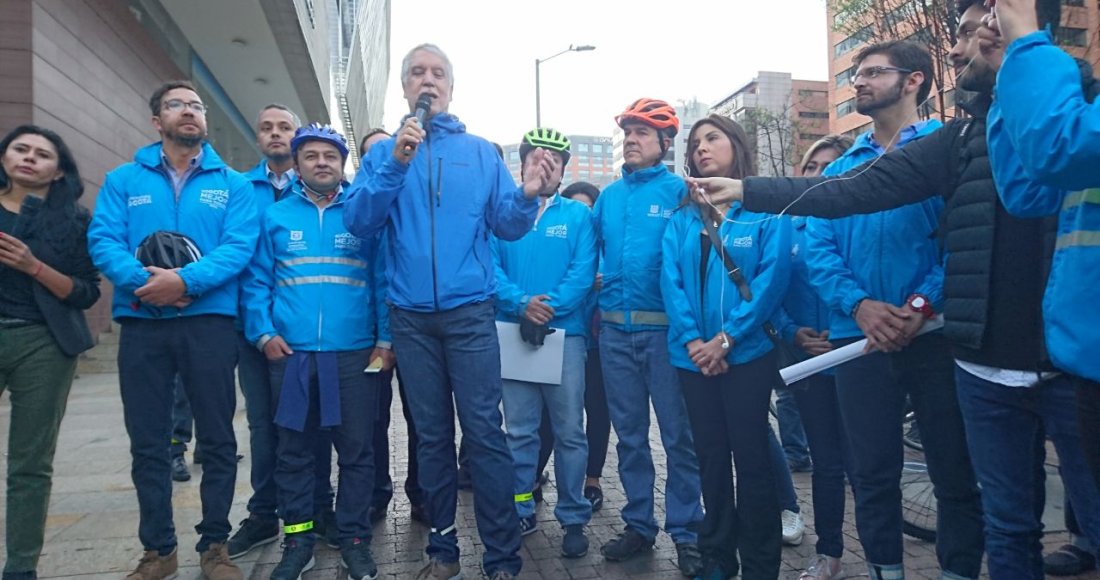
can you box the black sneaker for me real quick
[583,485,603,512]
[600,528,654,561]
[1045,544,1097,576]
[369,504,388,524]
[561,524,588,559]
[519,516,538,536]
[170,456,190,482]
[675,542,704,577]
[341,537,378,580]
[314,508,339,549]
[270,535,315,580]
[226,513,279,558]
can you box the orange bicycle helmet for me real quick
[615,98,680,137]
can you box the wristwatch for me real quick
[907,293,934,319]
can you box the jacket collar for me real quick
[850,118,943,156]
[135,142,226,172]
[622,163,671,185]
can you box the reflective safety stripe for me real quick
[1056,230,1100,250]
[277,275,367,288]
[430,524,456,536]
[1062,188,1100,211]
[278,256,368,269]
[284,521,314,534]
[514,492,534,503]
[601,310,669,326]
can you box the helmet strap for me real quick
[303,183,337,203]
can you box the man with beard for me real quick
[797,40,984,580]
[88,80,257,580]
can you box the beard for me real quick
[165,126,205,148]
[856,77,906,115]
[266,150,292,166]
[957,60,996,94]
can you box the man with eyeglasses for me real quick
[793,40,983,580]
[88,80,257,580]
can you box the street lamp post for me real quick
[535,44,595,128]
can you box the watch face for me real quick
[911,296,927,308]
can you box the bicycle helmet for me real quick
[291,123,349,160]
[135,231,202,269]
[615,98,679,137]
[519,128,571,165]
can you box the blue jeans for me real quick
[954,368,1100,578]
[388,300,522,576]
[503,335,591,526]
[768,425,799,513]
[834,333,983,579]
[118,316,238,553]
[775,387,810,466]
[236,333,278,519]
[599,326,703,544]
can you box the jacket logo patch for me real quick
[648,205,673,219]
[199,189,229,210]
[129,195,153,207]
[288,230,307,252]
[334,233,361,251]
[544,224,568,239]
[732,236,753,248]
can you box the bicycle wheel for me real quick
[901,460,937,542]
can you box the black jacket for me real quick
[743,98,1055,371]
[25,207,101,357]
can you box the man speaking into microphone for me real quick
[344,43,559,580]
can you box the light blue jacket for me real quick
[661,203,791,370]
[88,142,257,320]
[241,184,388,352]
[806,120,946,340]
[343,113,538,312]
[492,194,598,336]
[593,164,686,332]
[988,30,1100,381]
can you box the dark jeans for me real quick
[170,375,192,459]
[775,387,810,466]
[834,333,983,578]
[679,352,781,580]
[373,365,423,509]
[1074,377,1100,489]
[955,369,1100,578]
[236,332,279,518]
[584,347,611,479]
[118,315,238,553]
[789,374,851,558]
[269,350,378,541]
[388,300,522,576]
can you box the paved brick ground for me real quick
[1,371,1097,579]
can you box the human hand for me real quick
[263,336,294,362]
[521,148,561,198]
[989,0,1039,45]
[525,294,556,325]
[135,267,187,306]
[686,176,743,206]
[794,327,834,356]
[392,116,426,163]
[370,347,396,371]
[854,299,912,353]
[0,232,39,274]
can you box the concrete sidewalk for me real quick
[0,371,1096,579]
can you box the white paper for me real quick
[779,315,944,385]
[496,321,566,385]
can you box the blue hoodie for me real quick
[343,113,538,312]
[988,30,1100,381]
[241,184,388,352]
[806,120,946,340]
[593,164,686,332]
[492,194,597,336]
[88,142,257,320]
[661,203,791,370]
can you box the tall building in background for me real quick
[0,0,389,337]
[825,0,1099,138]
[712,72,829,177]
[333,0,390,169]
[504,135,616,190]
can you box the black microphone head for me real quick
[415,93,434,111]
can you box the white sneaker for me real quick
[799,554,843,579]
[782,509,805,546]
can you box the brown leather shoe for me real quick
[200,543,243,580]
[125,548,178,580]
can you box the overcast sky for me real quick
[381,0,832,146]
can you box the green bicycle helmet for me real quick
[519,127,571,165]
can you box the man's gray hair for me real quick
[400,43,453,85]
[256,103,301,128]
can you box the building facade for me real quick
[0,0,388,336]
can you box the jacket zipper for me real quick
[317,204,326,348]
[426,134,440,311]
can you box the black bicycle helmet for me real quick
[135,231,202,269]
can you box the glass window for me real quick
[1056,27,1088,47]
[834,27,872,57]
[836,98,856,118]
[798,111,829,119]
[578,143,589,153]
[835,67,853,88]
[592,144,603,154]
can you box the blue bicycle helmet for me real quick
[291,123,349,159]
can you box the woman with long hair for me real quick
[0,125,100,579]
[661,114,791,579]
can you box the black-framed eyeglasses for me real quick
[850,66,913,84]
[162,99,208,115]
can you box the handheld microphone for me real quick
[403,93,434,155]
